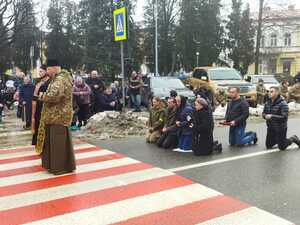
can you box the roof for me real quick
[252,7,300,21]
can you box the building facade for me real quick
[248,6,300,76]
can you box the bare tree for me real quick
[0,0,33,49]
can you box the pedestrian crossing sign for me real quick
[113,7,127,41]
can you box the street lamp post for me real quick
[196,52,200,67]
[155,0,158,76]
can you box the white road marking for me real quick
[169,145,298,172]
[197,207,294,225]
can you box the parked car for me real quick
[246,75,280,90]
[142,76,195,107]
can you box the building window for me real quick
[271,34,277,47]
[261,36,265,48]
[283,60,291,75]
[284,33,291,46]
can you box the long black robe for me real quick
[191,108,214,156]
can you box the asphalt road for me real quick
[90,117,300,224]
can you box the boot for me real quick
[289,135,300,148]
[213,143,223,153]
[253,132,258,145]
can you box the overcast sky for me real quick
[133,0,300,21]
[36,0,300,23]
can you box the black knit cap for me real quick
[40,64,47,71]
[46,59,60,67]
[170,90,178,98]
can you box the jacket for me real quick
[98,92,117,112]
[73,83,91,105]
[177,104,193,135]
[41,70,73,126]
[86,77,105,93]
[164,107,177,134]
[263,96,288,131]
[191,107,214,156]
[19,83,35,104]
[225,97,249,127]
[148,107,166,132]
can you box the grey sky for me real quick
[35,0,300,23]
[133,0,300,21]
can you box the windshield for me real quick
[209,69,242,80]
[152,78,186,89]
[252,76,278,84]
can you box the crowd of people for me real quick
[0,65,300,159]
[0,67,147,132]
[256,72,300,105]
[146,69,300,155]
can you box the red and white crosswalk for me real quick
[0,142,295,225]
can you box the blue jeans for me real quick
[178,135,192,150]
[229,125,256,146]
[130,94,141,110]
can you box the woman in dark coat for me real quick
[189,98,219,156]
[98,86,119,112]
[19,76,35,129]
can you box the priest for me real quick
[36,59,76,175]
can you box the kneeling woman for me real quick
[189,98,221,156]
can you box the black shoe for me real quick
[213,143,223,153]
[253,133,258,145]
[290,135,300,148]
[213,141,219,146]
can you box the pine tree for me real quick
[12,0,38,73]
[177,0,223,71]
[63,0,83,70]
[240,4,255,75]
[45,0,69,68]
[142,0,179,75]
[226,0,255,75]
[0,21,11,74]
[78,0,138,79]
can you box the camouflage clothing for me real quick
[289,84,300,103]
[215,90,227,107]
[35,70,73,155]
[147,107,166,143]
[42,70,73,126]
[279,85,289,100]
[256,83,266,105]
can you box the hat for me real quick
[170,90,178,98]
[40,64,47,71]
[197,97,208,108]
[193,69,209,81]
[46,59,60,67]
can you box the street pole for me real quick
[255,0,264,74]
[121,41,125,112]
[30,46,34,78]
[196,52,199,67]
[155,0,158,76]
